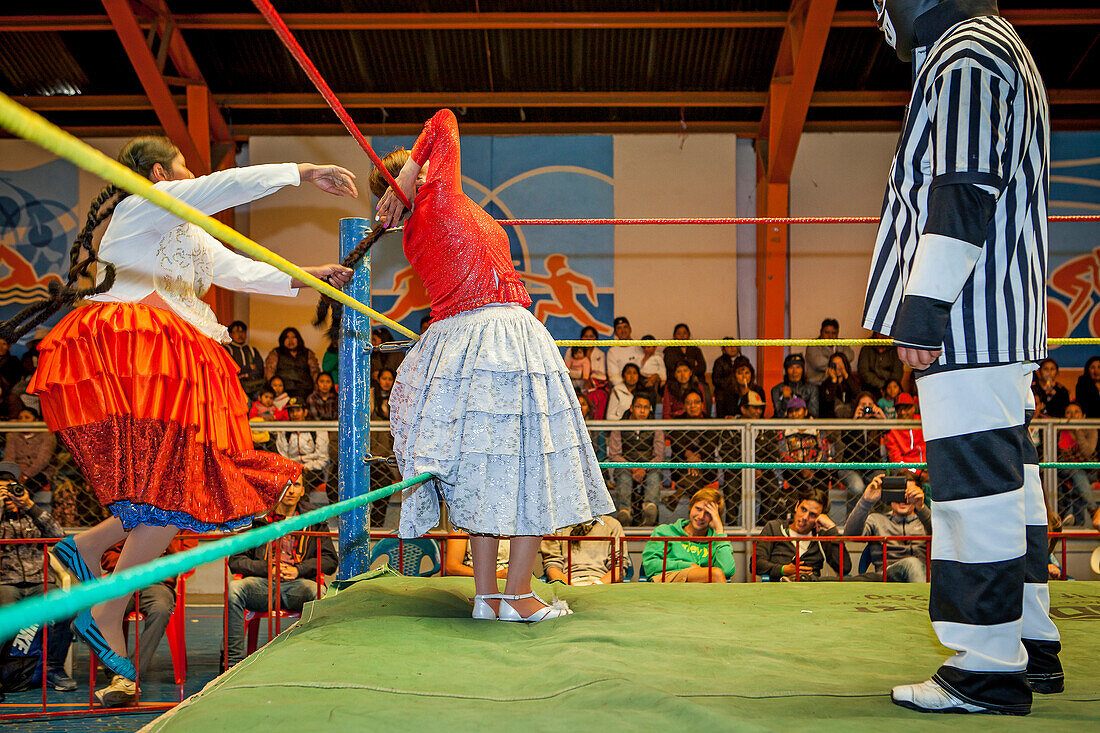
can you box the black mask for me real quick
[874,0,941,62]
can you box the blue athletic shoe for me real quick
[50,536,97,584]
[72,610,135,681]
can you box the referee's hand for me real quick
[898,346,941,370]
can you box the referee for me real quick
[863,0,1061,715]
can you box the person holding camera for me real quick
[837,392,889,506]
[844,473,932,582]
[753,487,849,581]
[0,462,76,691]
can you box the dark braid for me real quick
[313,222,390,345]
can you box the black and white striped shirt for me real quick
[862,0,1049,366]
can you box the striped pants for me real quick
[917,363,1062,714]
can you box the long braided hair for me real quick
[314,147,411,345]
[0,136,180,344]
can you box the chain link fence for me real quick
[0,416,1088,529]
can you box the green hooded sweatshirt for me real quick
[641,519,736,579]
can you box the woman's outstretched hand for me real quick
[298,164,358,198]
[291,264,353,290]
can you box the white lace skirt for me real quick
[390,303,614,538]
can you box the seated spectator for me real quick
[876,378,902,418]
[607,363,656,421]
[321,337,338,386]
[639,335,666,395]
[663,363,711,420]
[642,487,735,582]
[770,353,818,417]
[225,475,336,668]
[370,327,405,384]
[663,324,707,385]
[0,462,75,691]
[249,386,288,422]
[883,394,926,480]
[275,398,329,495]
[727,356,767,417]
[1033,358,1070,418]
[268,376,291,413]
[577,394,606,461]
[665,390,718,520]
[804,318,856,385]
[264,327,320,401]
[568,326,609,419]
[306,372,338,421]
[606,317,643,388]
[95,534,197,706]
[1057,402,1098,526]
[857,341,904,400]
[1075,356,1100,417]
[718,392,767,527]
[608,395,663,526]
[223,320,266,401]
[838,392,888,504]
[369,369,399,522]
[754,487,848,581]
[712,342,741,418]
[3,405,56,497]
[444,536,509,578]
[541,516,626,585]
[843,473,931,583]
[737,391,765,419]
[818,352,861,418]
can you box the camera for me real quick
[861,405,874,416]
[880,476,908,503]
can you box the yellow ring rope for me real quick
[0,93,418,341]
[555,338,1100,347]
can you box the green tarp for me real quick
[143,578,1100,731]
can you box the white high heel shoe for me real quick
[472,594,503,620]
[497,593,572,623]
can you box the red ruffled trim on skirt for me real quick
[30,303,302,528]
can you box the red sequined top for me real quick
[405,109,531,323]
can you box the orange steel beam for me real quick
[3,9,1099,31]
[100,0,207,173]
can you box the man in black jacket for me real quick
[754,488,849,581]
[223,320,266,401]
[224,475,337,667]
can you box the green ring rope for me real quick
[598,462,1100,470]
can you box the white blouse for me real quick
[90,163,302,342]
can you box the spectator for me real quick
[737,391,765,419]
[268,376,291,413]
[876,378,903,418]
[608,394,663,526]
[567,326,609,419]
[264,327,320,401]
[662,323,707,385]
[606,317,643,388]
[368,368,399,523]
[321,337,339,386]
[444,536,509,578]
[775,397,831,502]
[576,394,606,461]
[754,487,847,581]
[370,327,404,384]
[770,353,818,418]
[1033,358,1070,418]
[223,320,265,401]
[248,386,288,422]
[541,516,627,585]
[838,392,888,504]
[94,534,197,706]
[3,406,56,497]
[663,363,711,420]
[1057,402,1098,526]
[883,394,926,480]
[712,342,741,418]
[225,475,336,668]
[665,390,717,519]
[0,336,25,415]
[818,352,861,418]
[804,318,855,385]
[1074,356,1100,418]
[843,473,932,582]
[607,363,655,421]
[306,372,338,421]
[638,335,666,395]
[728,356,767,416]
[275,398,329,495]
[642,487,735,582]
[0,462,75,691]
[857,341,904,400]
[720,392,767,526]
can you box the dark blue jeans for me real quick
[225,576,319,666]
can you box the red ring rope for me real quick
[499,215,1100,226]
[251,0,412,211]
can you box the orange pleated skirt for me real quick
[28,302,301,532]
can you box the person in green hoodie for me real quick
[642,487,735,582]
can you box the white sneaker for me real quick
[95,674,136,708]
[891,679,990,714]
